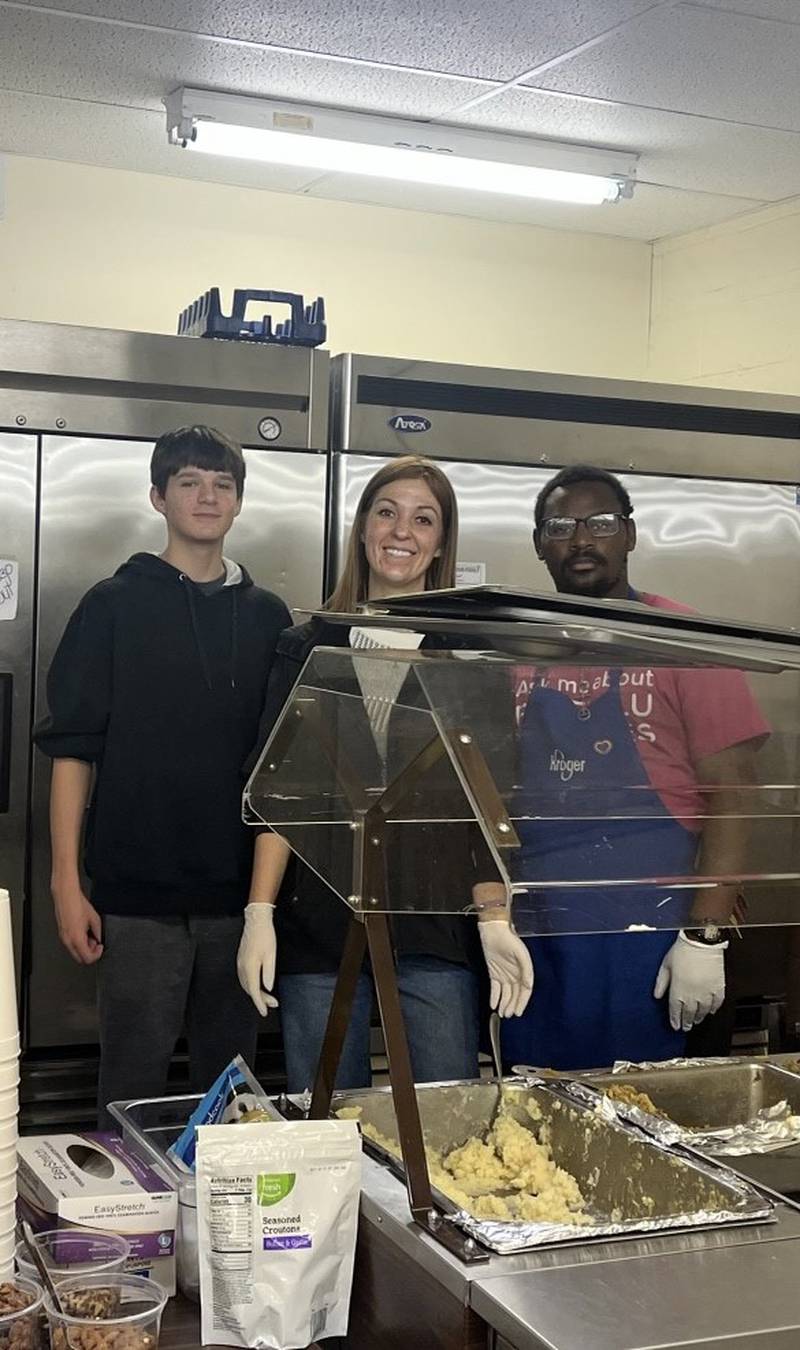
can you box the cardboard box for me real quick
[17,1132,177,1295]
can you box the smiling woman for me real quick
[325,455,458,613]
[361,479,443,599]
[236,452,506,1094]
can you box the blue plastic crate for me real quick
[177,288,326,347]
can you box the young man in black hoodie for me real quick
[35,426,291,1122]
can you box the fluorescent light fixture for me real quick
[165,88,637,206]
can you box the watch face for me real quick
[258,416,282,442]
[694,925,726,944]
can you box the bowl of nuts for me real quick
[43,1273,167,1350]
[15,1231,130,1288]
[0,1277,44,1350]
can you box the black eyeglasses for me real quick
[540,512,630,541]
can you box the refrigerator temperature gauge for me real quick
[258,416,282,442]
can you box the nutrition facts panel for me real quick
[209,1181,252,1261]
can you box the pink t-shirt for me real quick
[512,591,770,829]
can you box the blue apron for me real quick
[502,665,697,1070]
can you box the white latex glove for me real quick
[237,904,279,1017]
[653,930,727,1033]
[478,920,534,1018]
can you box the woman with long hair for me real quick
[237,455,531,1090]
[324,455,458,611]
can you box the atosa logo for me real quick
[387,413,432,433]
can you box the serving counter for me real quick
[348,1153,800,1349]
[112,1152,800,1350]
[113,1069,800,1350]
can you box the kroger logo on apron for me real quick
[549,749,586,782]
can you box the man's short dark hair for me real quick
[534,464,633,529]
[150,426,246,498]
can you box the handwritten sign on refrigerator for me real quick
[0,561,18,621]
[455,561,486,588]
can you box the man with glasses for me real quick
[492,463,768,1070]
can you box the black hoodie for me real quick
[34,553,291,917]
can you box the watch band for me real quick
[684,923,728,945]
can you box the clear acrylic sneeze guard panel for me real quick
[243,638,800,936]
[243,646,506,916]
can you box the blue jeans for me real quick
[278,956,480,1093]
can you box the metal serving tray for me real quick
[583,1061,800,1154]
[108,1092,284,1300]
[333,1079,772,1255]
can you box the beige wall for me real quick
[648,198,800,394]
[6,155,799,396]
[0,155,652,378]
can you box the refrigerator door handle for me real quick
[0,673,11,814]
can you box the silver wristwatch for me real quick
[684,922,728,945]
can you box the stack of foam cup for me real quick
[0,888,20,1278]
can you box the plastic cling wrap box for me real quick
[16,1132,178,1294]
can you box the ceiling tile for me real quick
[301,172,764,240]
[698,0,800,21]
[526,2,800,130]
[0,7,490,117]
[448,87,800,200]
[9,0,659,81]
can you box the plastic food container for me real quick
[15,1230,130,1285]
[108,1095,204,1301]
[0,1277,44,1350]
[44,1272,167,1350]
[108,1093,282,1301]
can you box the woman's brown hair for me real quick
[325,456,458,612]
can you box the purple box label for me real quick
[125,1231,176,1259]
[86,1133,173,1197]
[263,1235,311,1250]
[50,1233,114,1264]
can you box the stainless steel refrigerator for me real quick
[330,353,800,626]
[6,330,800,1086]
[0,318,330,1070]
[330,353,800,1040]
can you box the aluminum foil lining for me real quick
[690,1102,800,1155]
[332,1078,773,1256]
[611,1057,739,1073]
[584,1058,800,1155]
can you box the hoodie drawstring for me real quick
[230,588,239,690]
[181,575,214,691]
[180,574,239,691]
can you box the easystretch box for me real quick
[17,1132,177,1294]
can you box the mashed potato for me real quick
[339,1102,588,1226]
[605,1084,668,1119]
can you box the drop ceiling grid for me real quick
[0,0,797,239]
[447,87,800,202]
[0,6,494,118]
[522,3,800,129]
[4,0,668,82]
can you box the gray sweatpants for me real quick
[96,913,258,1127]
